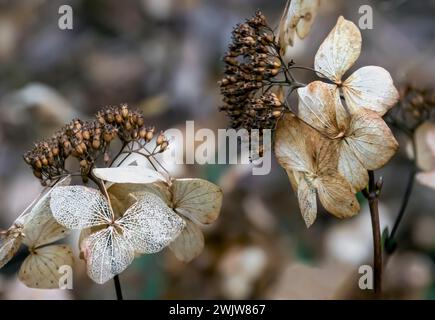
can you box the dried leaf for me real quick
[0,229,22,269]
[314,16,361,83]
[343,66,399,116]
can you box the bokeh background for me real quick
[1,0,435,299]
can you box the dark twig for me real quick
[364,170,383,296]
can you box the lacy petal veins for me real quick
[50,186,185,284]
[297,81,399,191]
[0,176,73,289]
[314,16,399,115]
[275,114,359,227]
[109,178,223,262]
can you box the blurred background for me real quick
[1,0,435,299]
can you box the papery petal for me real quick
[297,177,317,228]
[347,109,399,171]
[295,0,320,39]
[297,81,347,137]
[50,186,112,229]
[18,245,74,289]
[84,227,134,284]
[92,166,166,184]
[416,170,435,190]
[411,122,435,171]
[0,230,22,269]
[274,114,316,173]
[315,172,360,218]
[343,66,399,116]
[314,16,361,83]
[117,192,185,254]
[338,141,369,192]
[171,179,223,225]
[169,219,204,262]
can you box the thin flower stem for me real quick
[113,275,123,300]
[385,167,417,254]
[366,170,383,296]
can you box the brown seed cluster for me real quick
[387,84,435,133]
[24,104,168,185]
[219,11,284,132]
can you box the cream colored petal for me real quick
[295,0,320,39]
[297,81,349,137]
[50,186,112,229]
[338,141,369,192]
[83,227,134,284]
[416,170,435,190]
[117,192,185,254]
[278,0,297,48]
[109,182,172,206]
[315,172,360,218]
[314,16,361,83]
[92,166,166,184]
[274,114,315,173]
[347,109,399,170]
[171,179,223,225]
[169,219,204,262]
[0,231,22,269]
[297,177,317,228]
[22,210,70,248]
[18,244,74,289]
[343,66,399,116]
[411,122,435,171]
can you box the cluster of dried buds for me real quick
[24,104,168,185]
[387,84,435,134]
[219,11,284,133]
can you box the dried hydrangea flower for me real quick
[297,81,399,191]
[109,178,223,262]
[314,16,399,115]
[50,186,185,284]
[0,176,73,289]
[275,114,359,227]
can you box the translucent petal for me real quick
[0,228,23,269]
[343,66,399,116]
[18,244,74,289]
[171,179,223,225]
[22,209,70,248]
[274,114,316,173]
[416,170,435,190]
[347,109,399,171]
[83,227,134,284]
[338,142,369,192]
[50,186,113,229]
[117,192,185,254]
[297,81,347,138]
[316,171,360,218]
[314,16,361,83]
[297,178,317,228]
[169,219,204,262]
[92,166,166,184]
